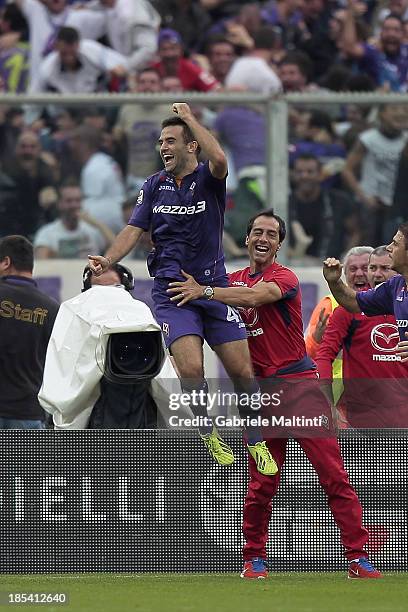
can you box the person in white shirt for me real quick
[68,124,126,234]
[15,0,106,87]
[31,26,128,94]
[34,180,112,259]
[225,26,282,95]
[93,0,160,72]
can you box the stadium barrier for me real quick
[1,430,406,573]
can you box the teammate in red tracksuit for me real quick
[167,209,382,580]
[316,246,408,428]
[316,308,408,427]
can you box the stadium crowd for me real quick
[1,0,408,260]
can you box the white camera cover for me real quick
[39,286,184,429]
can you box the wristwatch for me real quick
[203,286,215,300]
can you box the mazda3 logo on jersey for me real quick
[370,323,400,352]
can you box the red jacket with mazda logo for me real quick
[316,305,408,425]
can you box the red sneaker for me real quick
[348,558,383,579]
[240,558,268,579]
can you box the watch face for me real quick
[204,286,214,298]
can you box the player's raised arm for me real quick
[88,225,144,275]
[172,102,227,179]
[323,258,360,313]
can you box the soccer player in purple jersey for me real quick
[323,221,408,363]
[88,102,277,475]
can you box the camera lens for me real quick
[110,332,159,375]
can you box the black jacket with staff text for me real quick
[0,275,59,420]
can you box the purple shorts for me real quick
[152,278,247,349]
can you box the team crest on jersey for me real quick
[370,323,399,352]
[238,307,259,328]
[137,189,143,205]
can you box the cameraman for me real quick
[40,263,184,429]
[83,263,160,429]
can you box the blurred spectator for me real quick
[342,104,408,245]
[0,4,29,92]
[205,35,236,84]
[214,102,266,248]
[97,0,160,73]
[114,67,169,194]
[341,3,408,91]
[2,129,58,239]
[391,138,408,237]
[297,0,341,80]
[279,50,316,92]
[0,106,25,164]
[30,26,128,93]
[39,107,82,181]
[14,0,106,87]
[289,153,359,260]
[152,0,211,51]
[161,74,182,91]
[261,0,305,50]
[82,107,127,177]
[289,109,346,186]
[225,26,282,94]
[152,28,220,91]
[375,0,408,33]
[34,180,113,258]
[69,124,125,233]
[207,3,263,51]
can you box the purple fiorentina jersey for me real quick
[356,275,408,341]
[129,161,228,284]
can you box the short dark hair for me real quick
[3,4,28,37]
[70,124,101,151]
[161,116,201,155]
[205,35,235,55]
[280,51,313,81]
[398,221,408,249]
[308,109,335,138]
[293,153,321,168]
[136,67,161,80]
[383,14,404,27]
[252,26,277,51]
[82,263,134,292]
[370,245,389,259]
[0,235,34,272]
[58,177,81,197]
[57,26,80,45]
[246,209,286,243]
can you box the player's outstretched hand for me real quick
[172,103,192,121]
[167,270,203,306]
[396,332,408,363]
[88,254,111,276]
[323,258,342,283]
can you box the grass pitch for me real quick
[0,573,407,612]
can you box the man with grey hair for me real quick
[316,244,406,428]
[305,246,373,360]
